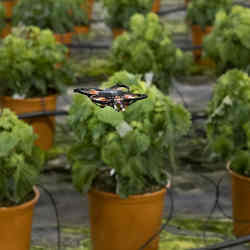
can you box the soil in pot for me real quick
[228,164,250,237]
[88,188,166,250]
[1,95,57,151]
[0,187,40,250]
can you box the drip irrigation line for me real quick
[158,6,187,16]
[18,110,68,119]
[139,186,174,250]
[38,184,61,250]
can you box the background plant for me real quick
[71,0,89,26]
[68,71,191,197]
[111,13,192,92]
[204,6,250,74]
[0,109,44,206]
[0,26,74,98]
[207,69,250,176]
[186,0,232,28]
[102,0,153,29]
[0,2,5,32]
[13,0,80,33]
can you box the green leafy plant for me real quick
[207,69,250,176]
[186,0,232,28]
[110,13,192,92]
[102,0,154,29]
[0,109,44,206]
[204,6,250,74]
[13,0,88,33]
[0,2,5,32]
[68,71,191,197]
[0,26,74,98]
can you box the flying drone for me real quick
[74,84,147,112]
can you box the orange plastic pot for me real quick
[54,32,73,45]
[2,0,18,18]
[112,28,125,39]
[1,23,12,38]
[184,0,191,7]
[152,0,161,13]
[227,163,250,237]
[88,188,167,250]
[74,25,89,34]
[0,187,40,250]
[191,25,212,62]
[1,95,57,151]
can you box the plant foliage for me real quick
[103,0,154,29]
[0,26,74,98]
[111,13,192,92]
[186,0,232,28]
[68,71,191,197]
[0,2,5,31]
[0,109,44,206]
[207,69,250,176]
[204,6,250,74]
[13,0,88,33]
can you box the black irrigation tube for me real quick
[18,110,68,119]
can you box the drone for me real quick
[74,84,147,112]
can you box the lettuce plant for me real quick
[0,26,74,98]
[186,0,232,28]
[207,70,250,176]
[103,0,153,29]
[68,71,191,197]
[0,109,44,206]
[13,0,88,33]
[111,13,192,92]
[204,6,250,74]
[0,2,5,32]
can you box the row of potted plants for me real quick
[0,0,93,42]
[0,0,163,41]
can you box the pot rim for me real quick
[227,161,250,182]
[89,181,170,203]
[2,95,57,102]
[0,186,40,212]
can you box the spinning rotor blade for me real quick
[110,84,130,91]
[74,88,102,97]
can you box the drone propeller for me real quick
[110,84,130,91]
[73,88,102,97]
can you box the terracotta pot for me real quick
[112,28,125,39]
[54,32,73,45]
[88,188,166,250]
[152,0,161,13]
[1,95,57,151]
[184,0,191,7]
[2,0,18,18]
[74,25,89,34]
[191,25,212,62]
[1,23,12,38]
[227,163,250,237]
[0,187,40,250]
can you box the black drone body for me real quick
[74,84,147,112]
